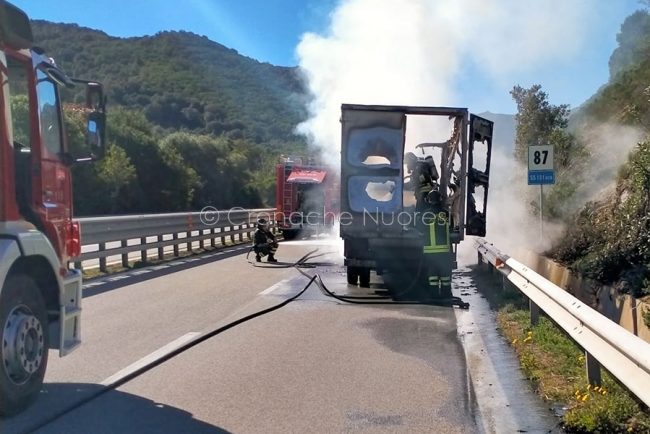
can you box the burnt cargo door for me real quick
[340,106,406,238]
[465,114,493,237]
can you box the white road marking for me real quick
[149,265,170,270]
[259,279,290,295]
[107,275,129,282]
[100,332,200,386]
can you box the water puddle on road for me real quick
[454,266,564,433]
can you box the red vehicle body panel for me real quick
[275,158,339,231]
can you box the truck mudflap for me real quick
[59,269,82,356]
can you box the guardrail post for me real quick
[140,237,147,263]
[220,228,226,246]
[186,231,192,252]
[121,240,129,268]
[158,235,164,260]
[173,233,179,257]
[585,352,602,386]
[530,300,540,326]
[210,228,216,248]
[199,230,205,250]
[230,227,235,244]
[238,225,243,242]
[99,242,107,272]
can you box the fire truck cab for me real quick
[0,1,106,415]
[275,155,338,240]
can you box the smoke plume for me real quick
[295,0,605,257]
[574,120,645,203]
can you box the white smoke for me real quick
[574,120,645,203]
[296,0,598,168]
[295,0,606,257]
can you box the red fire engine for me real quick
[0,1,106,415]
[274,155,339,240]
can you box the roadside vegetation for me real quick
[483,274,650,433]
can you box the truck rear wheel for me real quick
[0,274,49,417]
[359,268,371,288]
[346,266,359,285]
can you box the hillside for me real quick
[31,21,308,147]
[549,10,650,297]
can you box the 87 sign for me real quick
[528,145,555,185]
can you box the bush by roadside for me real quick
[549,141,650,298]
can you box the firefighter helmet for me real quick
[404,152,418,170]
[257,218,268,230]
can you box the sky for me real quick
[12,0,643,115]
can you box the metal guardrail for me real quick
[72,209,276,271]
[475,238,650,407]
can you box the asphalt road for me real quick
[2,239,559,434]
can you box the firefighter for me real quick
[253,218,278,263]
[404,152,439,211]
[421,189,453,298]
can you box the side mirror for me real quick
[85,82,105,112]
[69,79,107,163]
[86,111,106,160]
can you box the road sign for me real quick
[528,170,555,185]
[528,145,554,185]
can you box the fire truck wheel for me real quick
[0,274,49,417]
[359,269,371,288]
[346,266,359,285]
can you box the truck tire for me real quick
[359,268,371,288]
[0,274,49,417]
[347,266,359,285]
[281,229,299,241]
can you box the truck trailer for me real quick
[339,104,492,298]
[0,1,106,415]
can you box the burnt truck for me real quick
[275,155,339,240]
[339,104,492,294]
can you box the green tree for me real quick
[96,146,137,213]
[510,85,572,163]
[64,105,139,215]
[510,85,587,220]
[160,132,261,209]
[107,107,198,212]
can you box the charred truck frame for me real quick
[339,104,492,300]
